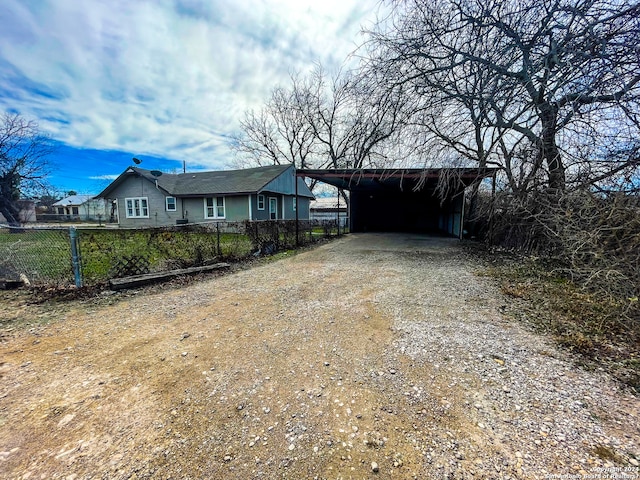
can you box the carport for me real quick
[297,168,496,237]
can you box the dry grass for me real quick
[478,250,640,394]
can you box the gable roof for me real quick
[97,164,315,198]
[169,164,291,196]
[52,195,95,207]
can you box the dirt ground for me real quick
[1,233,638,480]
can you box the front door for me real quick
[269,197,277,220]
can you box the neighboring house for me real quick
[310,197,348,227]
[0,199,36,224]
[97,164,315,227]
[51,195,108,221]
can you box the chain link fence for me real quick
[0,226,74,287]
[0,220,346,288]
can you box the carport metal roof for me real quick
[296,167,497,192]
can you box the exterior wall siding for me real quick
[261,166,296,195]
[251,194,311,220]
[106,172,310,226]
[251,194,270,221]
[181,198,205,223]
[299,197,311,220]
[284,196,310,220]
[181,195,248,223]
[111,175,183,227]
[225,196,250,221]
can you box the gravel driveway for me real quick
[1,232,638,479]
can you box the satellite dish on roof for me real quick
[132,157,142,164]
[150,170,163,177]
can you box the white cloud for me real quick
[0,0,381,169]
[88,174,119,181]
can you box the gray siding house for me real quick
[97,164,314,227]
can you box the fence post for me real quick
[489,172,497,246]
[216,222,221,256]
[337,189,340,236]
[69,227,83,288]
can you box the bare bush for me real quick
[484,189,640,325]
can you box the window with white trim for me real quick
[257,194,265,210]
[166,196,176,211]
[204,197,225,219]
[125,197,149,218]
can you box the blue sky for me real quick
[0,0,381,195]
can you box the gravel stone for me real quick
[1,234,637,480]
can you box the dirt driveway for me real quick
[1,233,638,479]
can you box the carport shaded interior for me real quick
[298,168,496,235]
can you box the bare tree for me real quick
[365,0,640,192]
[293,65,406,170]
[0,113,52,225]
[232,83,317,169]
[234,65,406,174]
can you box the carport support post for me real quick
[489,172,497,245]
[69,227,83,288]
[459,189,465,240]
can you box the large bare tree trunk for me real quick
[539,102,565,191]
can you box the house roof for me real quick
[52,195,95,206]
[163,165,291,196]
[310,197,348,210]
[98,164,315,198]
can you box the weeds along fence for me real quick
[0,219,345,288]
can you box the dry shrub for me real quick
[243,220,311,254]
[487,190,639,316]
[476,189,639,391]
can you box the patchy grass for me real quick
[78,229,255,282]
[0,229,73,284]
[477,249,640,395]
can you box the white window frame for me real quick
[166,196,177,211]
[257,194,265,210]
[125,197,149,218]
[204,196,226,219]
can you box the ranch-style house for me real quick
[97,164,314,227]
